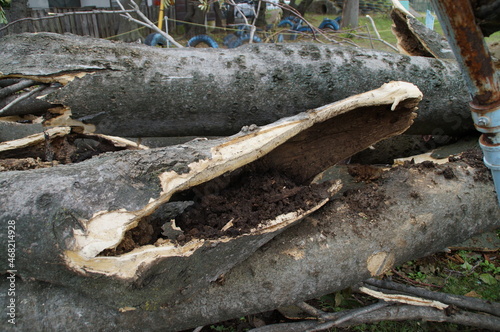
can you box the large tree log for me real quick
[1,152,498,332]
[0,32,474,137]
[0,81,420,302]
[0,80,499,331]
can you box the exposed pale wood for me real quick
[391,8,455,59]
[0,82,420,309]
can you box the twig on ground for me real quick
[295,301,325,318]
[447,246,499,253]
[249,301,390,332]
[364,278,500,316]
[340,304,500,330]
[365,15,381,39]
[391,268,443,288]
[305,301,390,331]
[365,24,375,49]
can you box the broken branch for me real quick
[358,286,448,310]
[0,79,36,99]
[364,278,500,316]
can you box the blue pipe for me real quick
[481,135,500,205]
[475,104,500,205]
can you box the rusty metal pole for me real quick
[431,0,500,205]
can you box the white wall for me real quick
[81,0,112,8]
[28,0,49,9]
[28,0,112,9]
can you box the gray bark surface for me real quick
[0,32,473,137]
[1,162,498,331]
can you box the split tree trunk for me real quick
[1,155,498,332]
[0,80,499,331]
[0,32,473,138]
[0,81,421,301]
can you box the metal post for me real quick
[431,0,500,205]
[157,0,166,31]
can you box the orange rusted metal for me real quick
[431,0,500,106]
[431,0,500,205]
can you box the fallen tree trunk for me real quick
[0,32,474,137]
[0,81,499,331]
[1,154,498,332]
[0,81,420,301]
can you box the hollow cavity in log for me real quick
[101,165,336,256]
[55,82,421,282]
[0,126,146,171]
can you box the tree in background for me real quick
[114,0,145,41]
[3,0,28,29]
[341,0,359,28]
[184,0,209,38]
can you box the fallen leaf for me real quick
[479,273,498,285]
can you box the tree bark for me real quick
[183,0,207,38]
[1,154,498,331]
[0,32,474,138]
[341,0,359,29]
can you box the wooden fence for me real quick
[0,5,178,41]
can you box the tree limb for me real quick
[364,278,500,316]
[0,85,48,115]
[0,33,474,137]
[0,79,36,99]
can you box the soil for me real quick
[175,169,332,242]
[347,164,384,182]
[101,169,333,255]
[340,147,489,221]
[342,184,387,220]
[449,147,491,182]
[395,147,489,182]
